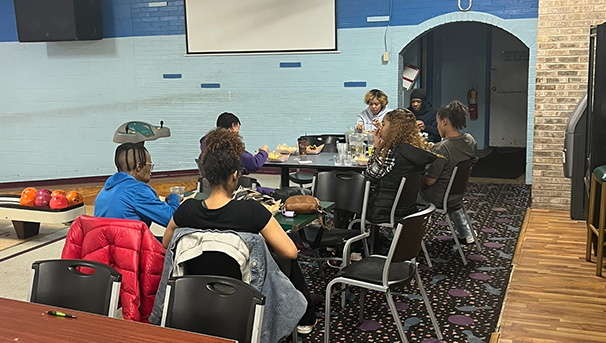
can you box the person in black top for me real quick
[408,88,440,143]
[365,108,438,224]
[163,128,318,335]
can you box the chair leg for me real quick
[415,270,443,341]
[385,289,410,343]
[314,250,325,278]
[324,279,337,343]
[598,225,604,277]
[421,240,432,268]
[358,288,367,324]
[292,329,298,342]
[447,213,468,265]
[587,225,594,262]
[463,208,482,252]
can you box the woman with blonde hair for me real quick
[356,89,390,131]
[365,108,438,223]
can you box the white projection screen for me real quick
[184,0,337,54]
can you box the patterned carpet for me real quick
[293,183,532,343]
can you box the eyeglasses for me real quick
[146,163,155,171]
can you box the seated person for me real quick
[356,89,390,132]
[365,108,438,224]
[408,88,440,143]
[199,112,269,173]
[420,100,479,243]
[165,128,317,334]
[95,142,180,228]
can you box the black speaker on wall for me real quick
[13,0,102,42]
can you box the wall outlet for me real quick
[382,52,390,62]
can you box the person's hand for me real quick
[373,128,382,148]
[371,118,382,129]
[259,145,269,153]
[428,142,435,149]
[355,123,364,131]
[416,120,425,131]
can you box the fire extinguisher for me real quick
[467,88,478,121]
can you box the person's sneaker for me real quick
[350,252,363,262]
[326,260,342,269]
[326,246,336,252]
[465,236,475,244]
[297,319,317,334]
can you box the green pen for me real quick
[47,310,77,318]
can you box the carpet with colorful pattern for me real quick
[292,183,531,343]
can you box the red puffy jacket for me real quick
[61,215,165,322]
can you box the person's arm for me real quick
[162,218,178,249]
[424,110,440,137]
[240,150,268,172]
[259,217,298,259]
[424,156,447,186]
[133,186,180,227]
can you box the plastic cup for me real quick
[169,186,185,198]
[298,137,308,156]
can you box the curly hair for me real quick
[201,128,245,188]
[364,89,388,108]
[373,108,429,162]
[437,100,468,130]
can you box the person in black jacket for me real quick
[408,88,440,143]
[365,108,438,224]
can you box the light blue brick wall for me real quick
[0,2,538,183]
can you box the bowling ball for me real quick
[49,195,69,209]
[36,189,52,197]
[21,187,37,197]
[34,193,52,208]
[65,191,83,206]
[50,190,65,198]
[20,192,36,207]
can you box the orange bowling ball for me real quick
[21,187,37,197]
[65,191,83,206]
[20,192,36,207]
[51,190,65,198]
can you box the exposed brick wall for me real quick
[533,0,606,209]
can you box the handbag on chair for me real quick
[283,195,333,231]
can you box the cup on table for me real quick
[298,137,308,156]
[169,186,185,199]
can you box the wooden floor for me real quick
[498,209,606,343]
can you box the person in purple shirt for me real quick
[199,112,269,172]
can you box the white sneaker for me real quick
[350,252,363,262]
[465,236,475,244]
[297,319,317,334]
[326,246,336,252]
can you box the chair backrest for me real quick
[389,170,426,225]
[316,135,344,153]
[162,275,266,343]
[387,204,436,272]
[442,159,475,210]
[313,171,368,214]
[29,259,121,317]
[185,251,243,280]
[302,135,323,146]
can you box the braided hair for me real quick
[201,128,245,188]
[437,100,468,130]
[115,142,148,173]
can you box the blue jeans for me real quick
[448,208,473,239]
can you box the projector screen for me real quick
[184,0,337,54]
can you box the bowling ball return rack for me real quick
[0,195,85,239]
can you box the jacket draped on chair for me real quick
[61,215,166,322]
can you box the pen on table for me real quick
[47,310,77,318]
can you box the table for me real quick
[191,192,334,231]
[0,297,234,343]
[0,195,85,239]
[264,153,365,188]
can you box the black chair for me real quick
[324,204,442,343]
[316,135,345,153]
[161,275,265,343]
[434,159,482,265]
[289,171,370,275]
[29,259,122,317]
[362,171,433,266]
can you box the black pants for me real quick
[272,254,316,326]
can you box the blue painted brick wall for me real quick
[0,0,538,42]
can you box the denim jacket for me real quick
[149,228,306,343]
